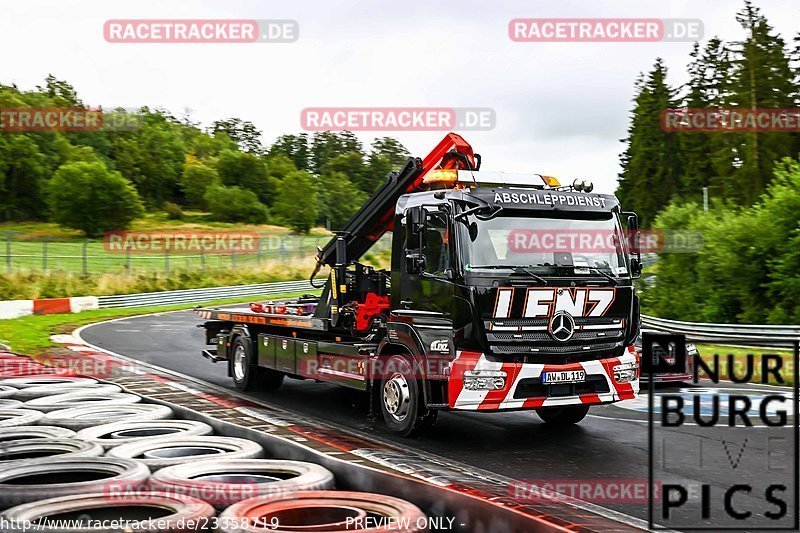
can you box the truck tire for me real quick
[231,336,283,392]
[150,459,335,509]
[0,408,44,427]
[0,457,150,508]
[13,383,122,401]
[23,391,142,413]
[218,491,427,533]
[41,404,174,430]
[75,420,214,449]
[536,404,590,426]
[0,426,76,442]
[0,438,104,465]
[106,436,264,471]
[379,354,437,437]
[0,492,215,533]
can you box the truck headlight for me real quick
[613,361,638,383]
[464,370,507,391]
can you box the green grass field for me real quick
[695,344,796,386]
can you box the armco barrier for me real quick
[642,314,800,347]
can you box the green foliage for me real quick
[643,156,800,324]
[47,161,144,237]
[204,185,269,224]
[216,150,273,204]
[319,171,367,230]
[180,160,220,209]
[272,171,318,233]
[163,201,183,220]
[211,118,264,154]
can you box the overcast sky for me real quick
[1,0,798,193]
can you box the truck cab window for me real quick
[423,212,449,275]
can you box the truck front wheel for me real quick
[535,404,590,426]
[231,337,283,392]
[379,355,437,437]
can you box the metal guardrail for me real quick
[642,314,800,347]
[96,280,798,346]
[97,280,316,308]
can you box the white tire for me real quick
[0,377,97,389]
[107,436,264,471]
[40,404,173,430]
[0,438,104,466]
[23,392,141,413]
[0,409,44,428]
[0,426,76,442]
[13,383,122,401]
[76,420,214,450]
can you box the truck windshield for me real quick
[459,212,628,277]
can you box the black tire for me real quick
[0,408,44,428]
[150,459,335,509]
[379,354,437,437]
[0,457,150,508]
[41,404,173,430]
[0,438,104,466]
[0,426,76,442]
[0,492,215,533]
[536,404,590,426]
[230,336,283,392]
[75,420,214,449]
[106,436,264,471]
[23,391,141,413]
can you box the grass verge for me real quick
[695,343,796,386]
[0,292,309,355]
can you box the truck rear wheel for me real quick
[536,404,590,426]
[379,354,436,437]
[231,337,283,392]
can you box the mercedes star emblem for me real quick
[548,311,576,342]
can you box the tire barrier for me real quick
[23,391,142,413]
[0,409,44,428]
[0,426,76,442]
[0,399,22,409]
[0,438,104,466]
[106,436,264,471]
[12,383,122,401]
[0,492,215,533]
[0,457,150,508]
[40,404,174,431]
[0,385,17,399]
[0,376,98,389]
[149,459,336,509]
[76,420,214,450]
[218,491,427,533]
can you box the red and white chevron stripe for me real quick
[448,345,639,411]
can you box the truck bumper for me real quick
[447,347,639,411]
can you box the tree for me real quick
[319,171,366,229]
[269,134,310,171]
[47,161,143,236]
[370,137,410,168]
[204,185,269,223]
[180,160,220,209]
[272,171,318,233]
[321,152,368,192]
[310,131,362,173]
[211,118,264,154]
[216,150,273,204]
[616,59,683,226]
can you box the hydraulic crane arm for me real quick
[313,132,476,274]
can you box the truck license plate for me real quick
[542,370,586,384]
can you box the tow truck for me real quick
[197,133,642,436]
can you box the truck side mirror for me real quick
[624,212,642,279]
[406,206,426,234]
[406,251,426,274]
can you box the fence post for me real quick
[280,237,286,263]
[42,239,49,273]
[201,248,206,273]
[165,244,170,275]
[5,234,11,274]
[126,248,132,276]
[82,240,88,275]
